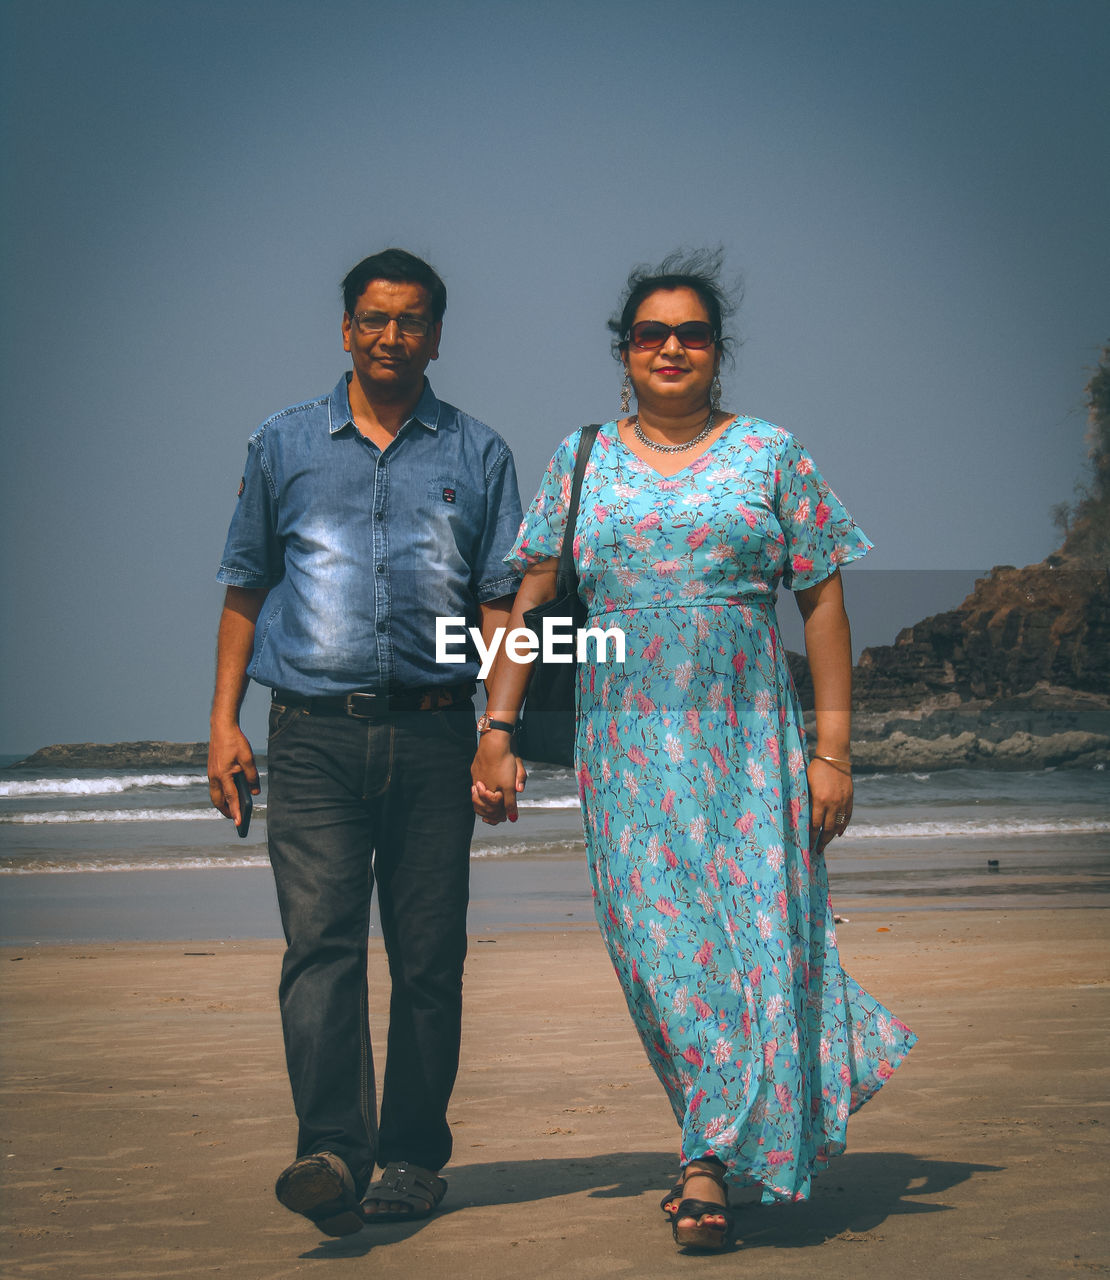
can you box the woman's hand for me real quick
[472,736,527,824]
[808,757,853,854]
[795,571,855,856]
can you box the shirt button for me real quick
[376,564,385,574]
[375,511,384,521]
[377,621,388,632]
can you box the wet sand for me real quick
[0,860,598,945]
[1,906,1107,1278]
[3,833,1106,946]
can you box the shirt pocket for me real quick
[424,474,486,546]
[425,475,480,515]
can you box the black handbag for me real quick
[515,424,601,767]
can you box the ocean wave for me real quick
[0,807,250,824]
[471,839,585,858]
[2,806,1105,839]
[0,798,576,823]
[0,847,588,872]
[0,856,271,874]
[0,773,207,798]
[846,817,1110,839]
[856,772,933,785]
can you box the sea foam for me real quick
[0,773,206,798]
[0,807,234,824]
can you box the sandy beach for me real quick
[1,903,1107,1279]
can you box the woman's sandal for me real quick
[660,1175,685,1218]
[669,1159,732,1251]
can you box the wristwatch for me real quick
[476,713,517,735]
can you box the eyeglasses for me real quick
[352,310,432,338]
[627,320,717,350]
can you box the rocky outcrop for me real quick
[6,741,210,770]
[852,566,1109,710]
[848,684,1110,772]
[788,560,1110,771]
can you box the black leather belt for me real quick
[272,683,476,717]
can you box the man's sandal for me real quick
[274,1152,364,1237]
[670,1159,732,1251]
[360,1161,447,1223]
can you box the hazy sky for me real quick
[2,0,1107,754]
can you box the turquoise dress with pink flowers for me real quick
[507,418,915,1203]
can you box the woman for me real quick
[472,253,915,1251]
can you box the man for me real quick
[207,249,522,1234]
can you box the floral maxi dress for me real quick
[508,418,916,1203]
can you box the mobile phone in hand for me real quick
[233,773,253,838]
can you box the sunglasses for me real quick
[627,320,718,351]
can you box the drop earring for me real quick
[710,374,722,413]
[620,373,632,416]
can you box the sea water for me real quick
[1,756,1107,941]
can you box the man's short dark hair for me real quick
[341,249,448,323]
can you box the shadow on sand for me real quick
[303,1149,1002,1258]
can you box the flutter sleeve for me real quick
[774,432,873,591]
[504,429,582,571]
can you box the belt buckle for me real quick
[345,692,385,718]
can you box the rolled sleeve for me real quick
[216,435,283,589]
[472,445,524,602]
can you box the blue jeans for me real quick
[265,697,477,1190]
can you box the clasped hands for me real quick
[471,739,527,825]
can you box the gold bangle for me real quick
[814,754,852,772]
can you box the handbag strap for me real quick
[556,423,601,595]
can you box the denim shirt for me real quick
[217,375,523,695]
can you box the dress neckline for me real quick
[608,415,739,479]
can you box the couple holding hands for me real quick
[208,246,913,1252]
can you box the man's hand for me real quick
[208,722,260,825]
[207,585,267,825]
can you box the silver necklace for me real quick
[632,409,717,454]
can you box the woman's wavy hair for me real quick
[607,248,741,363]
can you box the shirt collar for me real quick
[327,374,442,435]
